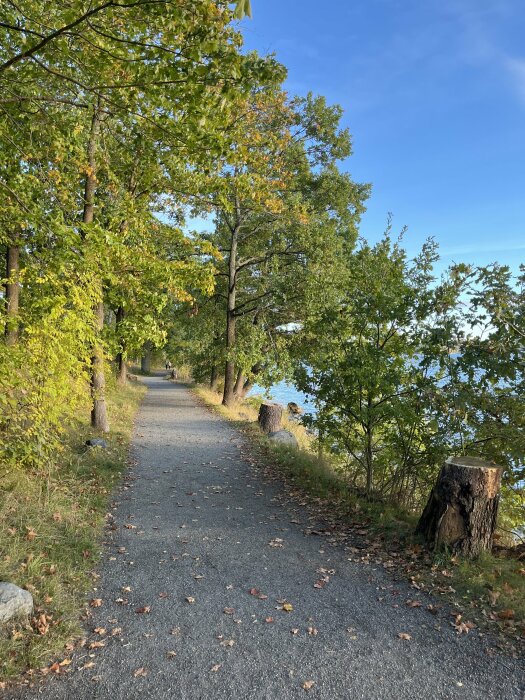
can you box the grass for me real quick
[0,380,146,684]
[194,384,525,645]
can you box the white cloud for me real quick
[504,57,525,105]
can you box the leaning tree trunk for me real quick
[233,368,245,399]
[416,456,502,558]
[258,402,283,434]
[5,244,20,346]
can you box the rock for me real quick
[268,430,299,448]
[0,582,33,623]
[287,401,304,415]
[86,438,108,448]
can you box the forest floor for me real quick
[10,375,525,699]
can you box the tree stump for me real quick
[416,456,503,558]
[258,402,283,434]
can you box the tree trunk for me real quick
[90,300,109,432]
[141,347,152,374]
[115,306,127,385]
[233,368,244,399]
[5,244,20,346]
[222,222,239,407]
[258,402,283,434]
[82,100,109,433]
[416,456,503,558]
[210,365,218,391]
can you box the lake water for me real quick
[250,381,313,413]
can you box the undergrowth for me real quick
[0,381,146,683]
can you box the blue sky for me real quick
[238,0,525,273]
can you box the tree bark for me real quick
[222,219,239,406]
[416,456,503,558]
[5,244,20,346]
[82,100,109,433]
[90,300,109,432]
[210,365,218,391]
[115,306,127,385]
[258,402,283,434]
[233,368,244,398]
[141,343,152,374]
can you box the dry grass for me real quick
[0,381,146,683]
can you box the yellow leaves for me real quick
[281,602,293,612]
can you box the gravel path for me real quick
[13,376,524,699]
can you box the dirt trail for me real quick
[13,376,525,699]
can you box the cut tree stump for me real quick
[258,402,283,434]
[416,456,503,558]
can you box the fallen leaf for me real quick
[406,600,422,608]
[89,641,105,649]
[80,662,95,670]
[265,617,274,623]
[166,651,177,658]
[282,603,293,612]
[90,599,103,608]
[220,639,235,647]
[397,632,412,640]
[133,667,148,678]
[135,606,151,614]
[210,664,221,672]
[223,608,235,615]
[307,627,318,636]
[185,597,195,605]
[302,680,315,691]
[498,609,514,620]
[291,628,300,635]
[94,627,106,635]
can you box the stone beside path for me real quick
[12,375,525,699]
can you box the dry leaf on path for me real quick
[133,667,148,678]
[397,632,412,640]
[302,680,315,690]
